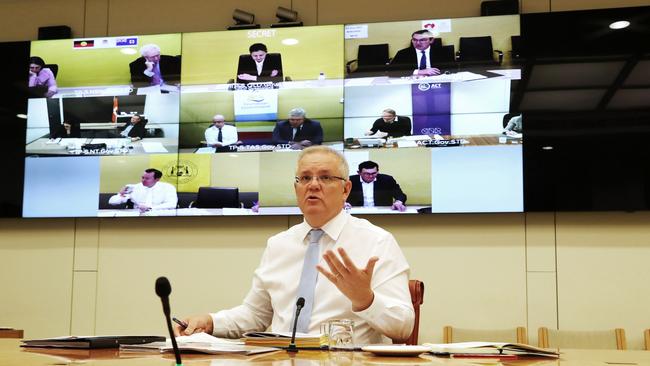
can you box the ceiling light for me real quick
[281,38,299,46]
[609,20,630,30]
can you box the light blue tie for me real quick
[295,229,323,333]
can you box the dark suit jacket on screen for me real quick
[236,53,283,83]
[347,174,407,207]
[129,55,181,87]
[389,46,441,74]
[119,120,147,139]
[272,119,323,145]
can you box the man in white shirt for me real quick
[205,114,239,147]
[176,146,414,344]
[108,168,177,213]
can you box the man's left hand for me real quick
[317,248,378,311]
[392,200,406,212]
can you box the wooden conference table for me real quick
[3,340,650,366]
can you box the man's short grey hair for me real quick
[383,108,396,115]
[289,108,306,118]
[297,146,349,180]
[140,44,161,57]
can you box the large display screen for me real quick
[22,14,523,218]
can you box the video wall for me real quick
[23,14,523,217]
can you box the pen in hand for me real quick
[172,317,188,329]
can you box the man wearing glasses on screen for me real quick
[174,146,414,345]
[390,30,442,76]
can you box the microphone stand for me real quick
[287,297,305,353]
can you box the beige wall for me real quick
[2,0,650,349]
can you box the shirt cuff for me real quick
[143,70,154,77]
[352,291,385,322]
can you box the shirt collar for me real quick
[359,176,376,184]
[297,210,349,243]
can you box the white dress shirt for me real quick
[211,210,414,344]
[205,124,238,146]
[108,181,177,209]
[360,176,376,207]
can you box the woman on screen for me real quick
[28,56,58,98]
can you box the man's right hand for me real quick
[145,61,154,72]
[173,314,213,336]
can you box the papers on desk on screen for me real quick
[424,342,559,358]
[21,335,166,349]
[243,331,326,349]
[120,332,278,355]
[140,142,168,153]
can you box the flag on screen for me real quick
[111,97,118,123]
[73,39,95,48]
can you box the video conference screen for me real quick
[23,14,523,218]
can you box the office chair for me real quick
[456,36,503,66]
[176,192,197,208]
[538,327,627,350]
[444,326,528,344]
[393,279,424,345]
[346,43,390,74]
[194,187,240,208]
[239,191,259,208]
[45,64,59,78]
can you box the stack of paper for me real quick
[424,342,559,358]
[243,331,325,349]
[120,332,278,355]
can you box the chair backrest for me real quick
[239,191,259,208]
[443,326,528,344]
[356,44,390,72]
[394,279,424,345]
[176,192,197,208]
[45,64,58,78]
[538,327,627,350]
[195,187,239,208]
[98,193,132,209]
[458,36,495,62]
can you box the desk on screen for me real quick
[26,137,178,156]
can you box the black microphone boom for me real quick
[155,276,182,366]
[287,297,305,353]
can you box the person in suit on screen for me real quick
[28,56,58,97]
[389,30,442,77]
[108,168,177,213]
[366,108,412,138]
[118,114,147,141]
[173,146,414,345]
[272,108,323,149]
[236,43,283,83]
[129,44,181,88]
[345,161,407,212]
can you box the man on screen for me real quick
[205,114,240,147]
[272,108,323,149]
[129,44,181,88]
[118,114,147,141]
[366,108,412,138]
[346,161,407,212]
[108,168,177,213]
[174,146,414,344]
[236,43,283,83]
[390,30,442,77]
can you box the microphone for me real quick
[155,276,182,366]
[287,297,305,353]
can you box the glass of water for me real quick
[328,319,354,351]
